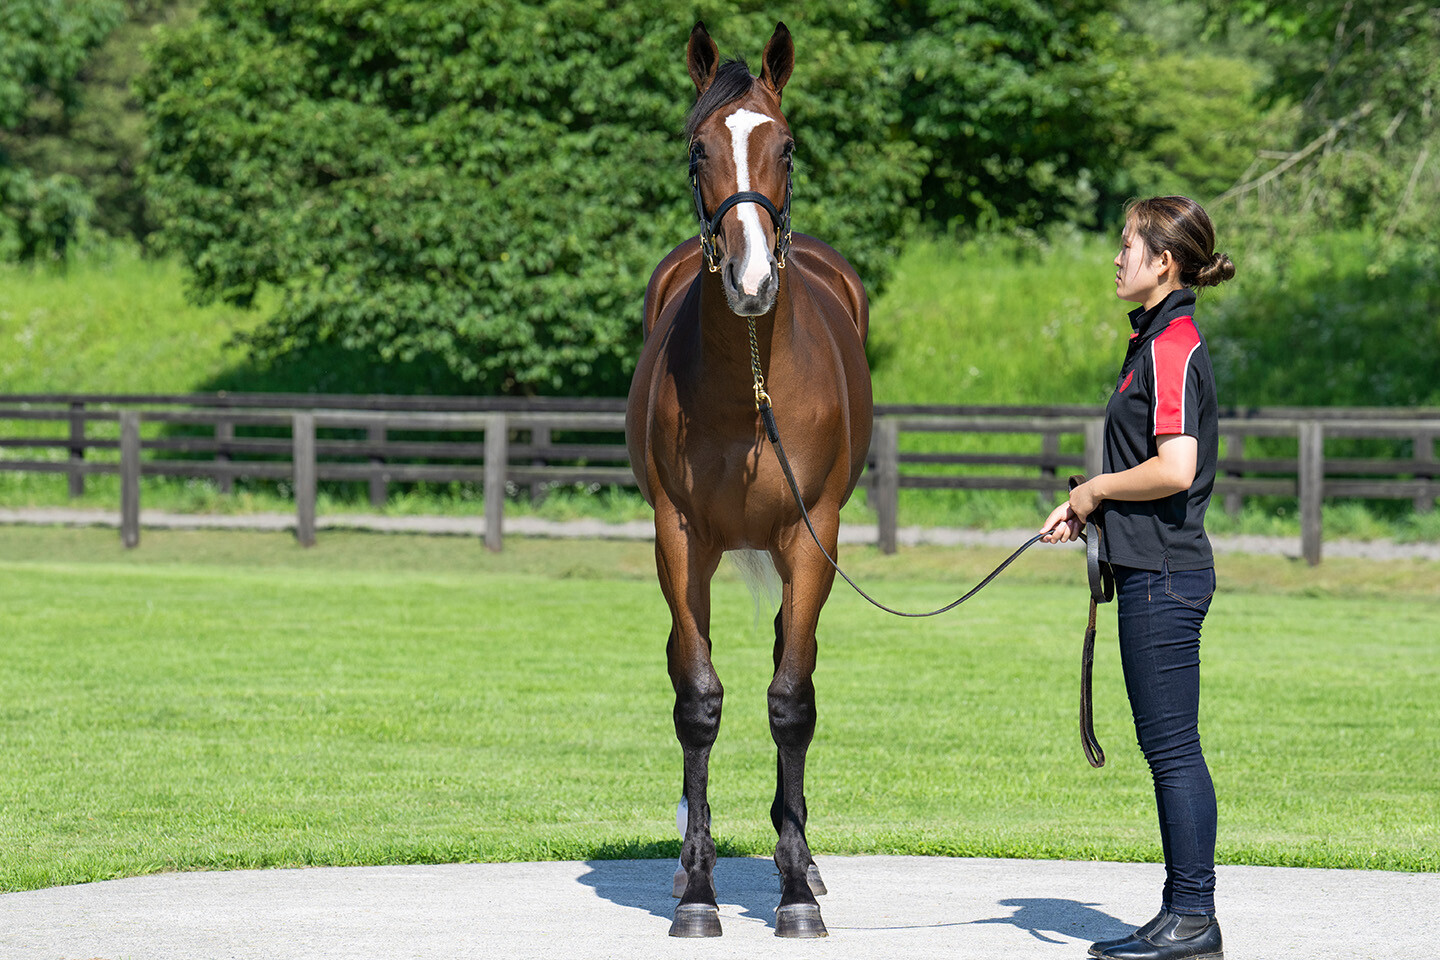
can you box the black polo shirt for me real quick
[1098,288,1218,572]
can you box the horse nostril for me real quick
[724,260,740,291]
[759,266,777,301]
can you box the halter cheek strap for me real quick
[690,143,793,273]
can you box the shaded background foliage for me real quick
[134,0,1146,395]
[0,0,124,260]
[137,2,928,395]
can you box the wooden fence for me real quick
[1,393,1436,564]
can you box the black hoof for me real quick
[670,903,722,938]
[775,903,827,938]
[672,865,686,899]
[807,863,827,896]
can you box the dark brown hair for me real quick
[1125,196,1235,289]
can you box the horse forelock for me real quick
[685,58,755,140]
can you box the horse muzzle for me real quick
[721,254,778,316]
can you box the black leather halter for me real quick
[689,141,793,273]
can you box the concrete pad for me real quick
[1,856,1435,959]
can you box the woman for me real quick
[1041,196,1234,960]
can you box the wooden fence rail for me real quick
[1,394,1437,564]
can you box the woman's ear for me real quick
[1156,249,1177,283]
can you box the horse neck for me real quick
[696,268,794,375]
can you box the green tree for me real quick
[141,2,1132,395]
[0,0,125,260]
[883,0,1134,231]
[1212,1,1440,249]
[141,2,930,395]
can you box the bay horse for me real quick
[625,21,873,939]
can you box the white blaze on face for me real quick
[723,108,775,296]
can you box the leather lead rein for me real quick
[1069,474,1112,768]
[757,401,1107,767]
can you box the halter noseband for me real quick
[689,141,793,273]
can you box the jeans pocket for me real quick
[1164,566,1215,609]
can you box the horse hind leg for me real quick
[769,607,826,899]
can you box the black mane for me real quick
[685,58,754,140]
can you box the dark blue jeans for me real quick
[1113,561,1218,917]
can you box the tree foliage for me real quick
[141,1,1130,396]
[0,0,125,260]
[883,0,1133,230]
[1211,1,1440,250]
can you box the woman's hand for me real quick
[1040,500,1082,544]
[1040,477,1103,544]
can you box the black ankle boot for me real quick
[1097,912,1223,960]
[1088,909,1173,958]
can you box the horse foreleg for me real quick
[655,520,724,937]
[770,608,826,899]
[768,528,839,938]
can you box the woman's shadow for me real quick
[970,897,1136,944]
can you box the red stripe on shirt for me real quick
[1151,317,1200,435]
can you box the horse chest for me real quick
[650,398,843,542]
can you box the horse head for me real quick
[685,22,794,317]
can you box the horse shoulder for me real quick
[643,238,704,339]
[787,234,868,344]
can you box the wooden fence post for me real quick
[119,411,140,549]
[873,418,899,555]
[293,413,317,547]
[529,424,551,504]
[1084,419,1105,481]
[368,420,387,508]
[215,420,234,494]
[68,402,87,497]
[1299,420,1324,566]
[1415,430,1436,513]
[1223,430,1244,516]
[484,413,507,552]
[1038,429,1060,509]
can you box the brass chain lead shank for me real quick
[747,316,770,411]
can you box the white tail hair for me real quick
[728,548,781,632]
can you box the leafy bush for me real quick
[0,0,125,259]
[140,1,1132,396]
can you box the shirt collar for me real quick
[1127,287,1196,342]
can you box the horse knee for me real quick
[674,672,724,750]
[767,677,816,747]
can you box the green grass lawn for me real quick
[1,526,1435,893]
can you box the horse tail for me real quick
[728,548,781,631]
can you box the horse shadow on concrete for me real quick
[970,897,1134,944]
[578,860,1135,942]
[577,857,783,932]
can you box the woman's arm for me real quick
[1040,434,1197,543]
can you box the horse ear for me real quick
[688,21,719,95]
[760,22,794,96]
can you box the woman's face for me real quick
[1114,223,1169,307]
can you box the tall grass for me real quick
[0,246,264,393]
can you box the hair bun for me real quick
[1195,251,1235,288]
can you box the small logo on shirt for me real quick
[1119,370,1134,393]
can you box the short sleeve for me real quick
[1150,318,1202,437]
